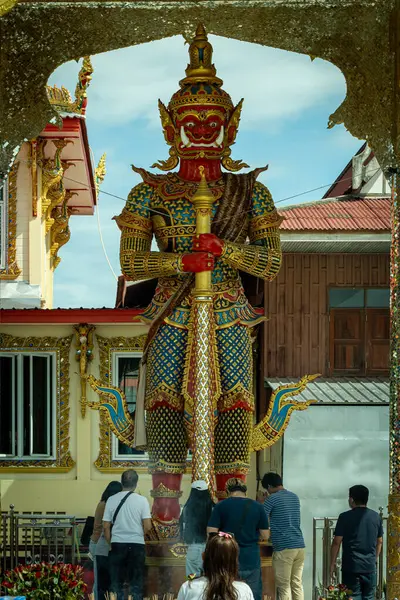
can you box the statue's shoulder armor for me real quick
[131,165,169,189]
[251,180,275,217]
[125,181,156,218]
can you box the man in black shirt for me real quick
[207,478,269,600]
[330,485,383,600]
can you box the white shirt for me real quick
[177,577,254,600]
[103,491,151,544]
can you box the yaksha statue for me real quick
[115,25,283,534]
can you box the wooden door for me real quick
[329,309,365,375]
[366,309,390,375]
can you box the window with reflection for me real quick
[112,354,145,458]
[0,353,55,459]
[329,287,389,376]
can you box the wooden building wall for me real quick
[262,253,390,378]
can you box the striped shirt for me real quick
[263,489,305,552]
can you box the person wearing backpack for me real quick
[103,469,152,600]
[207,478,269,600]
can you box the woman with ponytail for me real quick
[177,533,254,600]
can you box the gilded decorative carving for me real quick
[40,141,64,222]
[86,373,136,445]
[95,152,106,197]
[0,333,74,472]
[73,323,95,417]
[50,190,76,270]
[387,495,400,600]
[0,0,18,18]
[250,373,320,452]
[30,139,38,217]
[0,162,21,280]
[150,483,183,499]
[38,138,77,268]
[170,543,188,558]
[46,56,93,116]
[150,516,180,540]
[95,334,147,471]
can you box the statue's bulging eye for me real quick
[186,122,195,128]
[209,122,218,128]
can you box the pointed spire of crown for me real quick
[179,24,223,88]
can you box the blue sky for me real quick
[48,34,362,308]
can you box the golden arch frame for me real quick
[1,1,400,596]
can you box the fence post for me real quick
[312,518,317,600]
[9,504,15,570]
[378,507,384,599]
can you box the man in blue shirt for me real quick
[330,485,383,600]
[262,472,305,600]
[207,477,269,600]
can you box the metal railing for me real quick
[312,509,387,600]
[1,505,79,574]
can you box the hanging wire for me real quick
[88,148,119,281]
[16,157,382,226]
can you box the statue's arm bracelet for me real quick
[221,240,282,281]
[120,250,184,282]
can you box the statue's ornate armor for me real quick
[116,172,282,477]
[113,23,284,533]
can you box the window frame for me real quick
[0,333,74,472]
[95,334,192,472]
[0,352,57,461]
[95,334,149,472]
[111,351,148,461]
[328,285,390,377]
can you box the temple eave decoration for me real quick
[0,162,21,280]
[46,56,93,117]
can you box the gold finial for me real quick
[46,56,93,116]
[192,166,215,207]
[179,24,223,88]
[95,152,106,197]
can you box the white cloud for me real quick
[49,35,347,131]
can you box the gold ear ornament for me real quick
[151,147,179,171]
[221,147,249,172]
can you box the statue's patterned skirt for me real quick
[145,322,254,474]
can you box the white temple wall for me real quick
[283,404,389,599]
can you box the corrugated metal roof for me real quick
[280,233,390,253]
[278,197,390,232]
[265,377,389,405]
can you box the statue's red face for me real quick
[161,104,239,162]
[174,106,227,157]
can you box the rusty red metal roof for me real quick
[278,197,390,232]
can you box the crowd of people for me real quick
[88,470,383,600]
